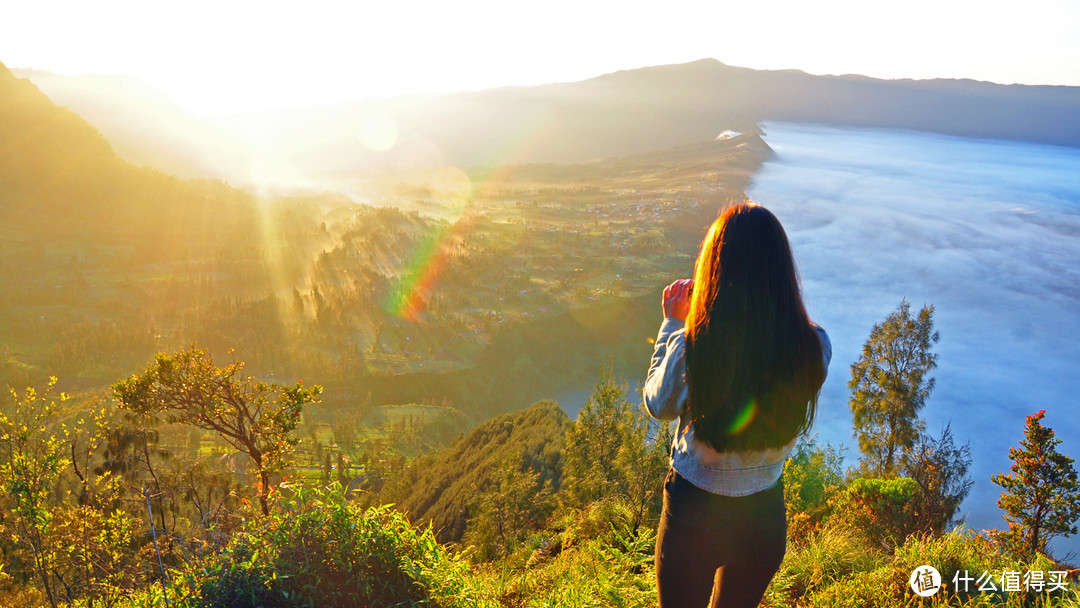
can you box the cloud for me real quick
[751,121,1080,555]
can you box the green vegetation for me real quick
[376,400,570,544]
[144,485,483,608]
[765,522,1076,607]
[992,411,1080,560]
[0,379,71,608]
[3,330,1080,606]
[113,346,322,515]
[849,298,940,476]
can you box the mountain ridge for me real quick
[10,58,1080,190]
[0,60,256,257]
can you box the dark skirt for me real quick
[654,468,787,608]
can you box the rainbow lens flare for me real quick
[727,398,757,435]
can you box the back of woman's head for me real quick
[684,202,825,451]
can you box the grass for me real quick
[764,523,1080,607]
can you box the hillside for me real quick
[12,68,247,179]
[377,400,570,543]
[2,61,771,414]
[0,62,119,226]
[0,62,297,391]
[0,60,255,253]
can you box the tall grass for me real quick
[765,524,1079,607]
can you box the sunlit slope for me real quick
[0,61,119,222]
[0,60,255,258]
[0,61,278,391]
[13,68,248,180]
[0,64,770,421]
[376,400,569,544]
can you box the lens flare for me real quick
[384,109,558,322]
[357,113,397,152]
[384,222,449,321]
[384,167,473,321]
[727,398,757,435]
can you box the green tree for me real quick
[112,346,322,516]
[562,363,634,506]
[901,423,972,535]
[992,410,1080,558]
[616,411,672,533]
[463,454,554,562]
[0,378,70,608]
[849,299,939,476]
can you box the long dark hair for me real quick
[684,202,825,452]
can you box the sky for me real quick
[2,0,1079,116]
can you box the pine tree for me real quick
[992,410,1080,558]
[462,454,553,561]
[616,412,673,532]
[849,299,939,476]
[562,362,633,506]
[901,423,973,534]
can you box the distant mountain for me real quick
[16,59,1080,188]
[14,68,248,180]
[1,61,122,230]
[0,61,255,257]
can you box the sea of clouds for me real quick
[750,121,1080,558]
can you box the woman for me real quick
[644,202,831,608]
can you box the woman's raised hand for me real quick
[662,279,693,322]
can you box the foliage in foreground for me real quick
[115,463,1080,608]
[113,346,322,516]
[766,523,1079,607]
[134,484,484,608]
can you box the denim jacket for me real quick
[643,318,831,496]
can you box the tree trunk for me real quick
[30,540,59,608]
[258,469,271,516]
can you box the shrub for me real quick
[832,476,918,551]
[783,438,845,546]
[901,423,973,535]
[173,484,482,608]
